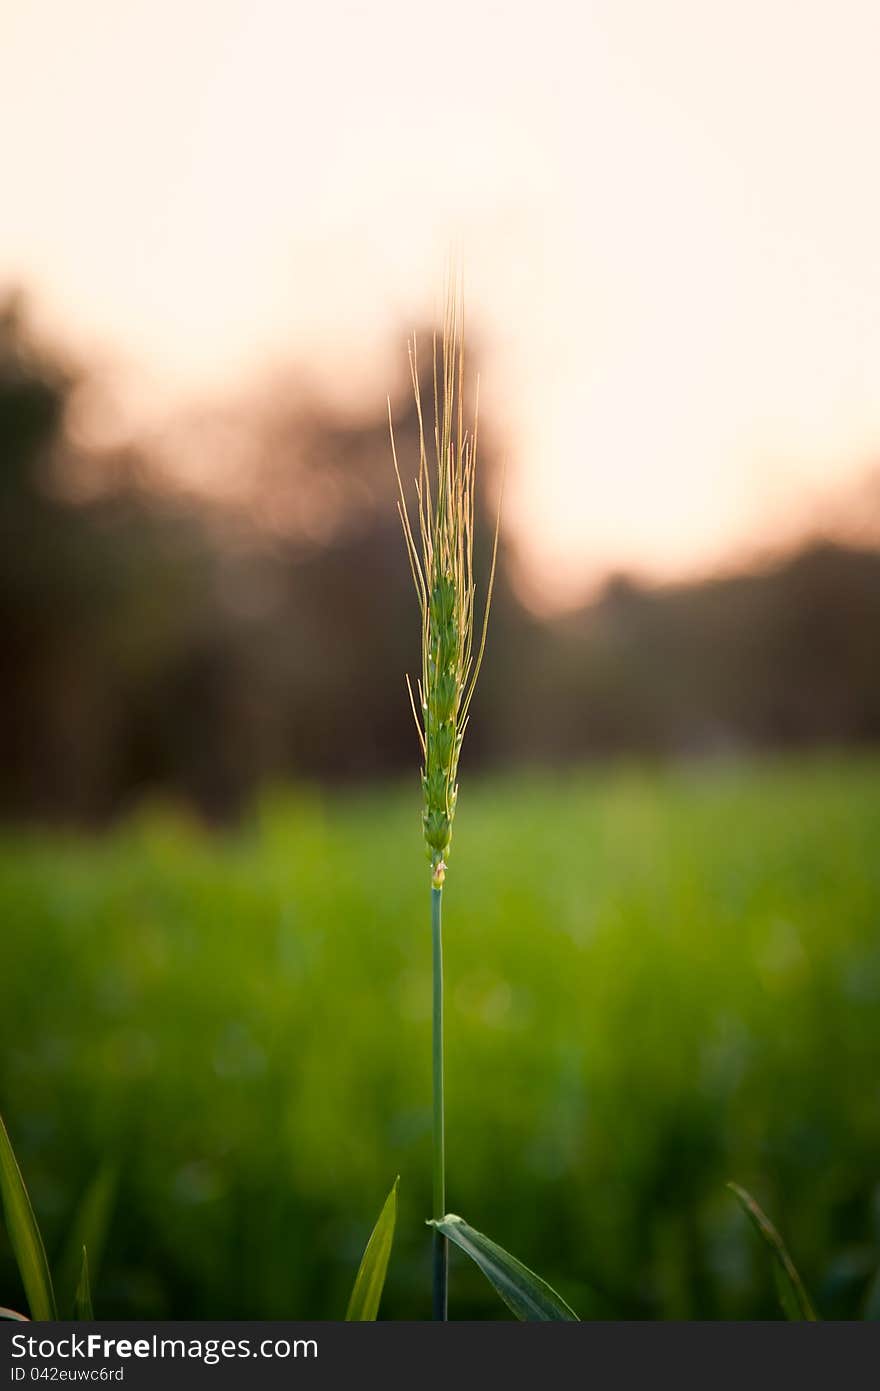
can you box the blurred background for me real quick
[1,0,879,1321]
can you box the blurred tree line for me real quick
[2,293,879,823]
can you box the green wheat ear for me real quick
[390,278,500,887]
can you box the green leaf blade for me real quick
[58,1163,116,1318]
[428,1214,578,1321]
[345,1177,399,1320]
[728,1182,818,1321]
[75,1247,94,1321]
[0,1112,57,1321]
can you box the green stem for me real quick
[431,883,448,1320]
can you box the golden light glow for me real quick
[2,0,879,606]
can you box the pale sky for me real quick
[2,0,879,606]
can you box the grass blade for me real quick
[428,1214,578,1321]
[728,1182,818,1320]
[345,1177,399,1320]
[0,1111,57,1320]
[74,1247,93,1321]
[0,1307,28,1321]
[58,1163,117,1317]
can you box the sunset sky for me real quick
[2,0,879,605]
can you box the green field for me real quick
[1,756,879,1320]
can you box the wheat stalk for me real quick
[390,274,499,1319]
